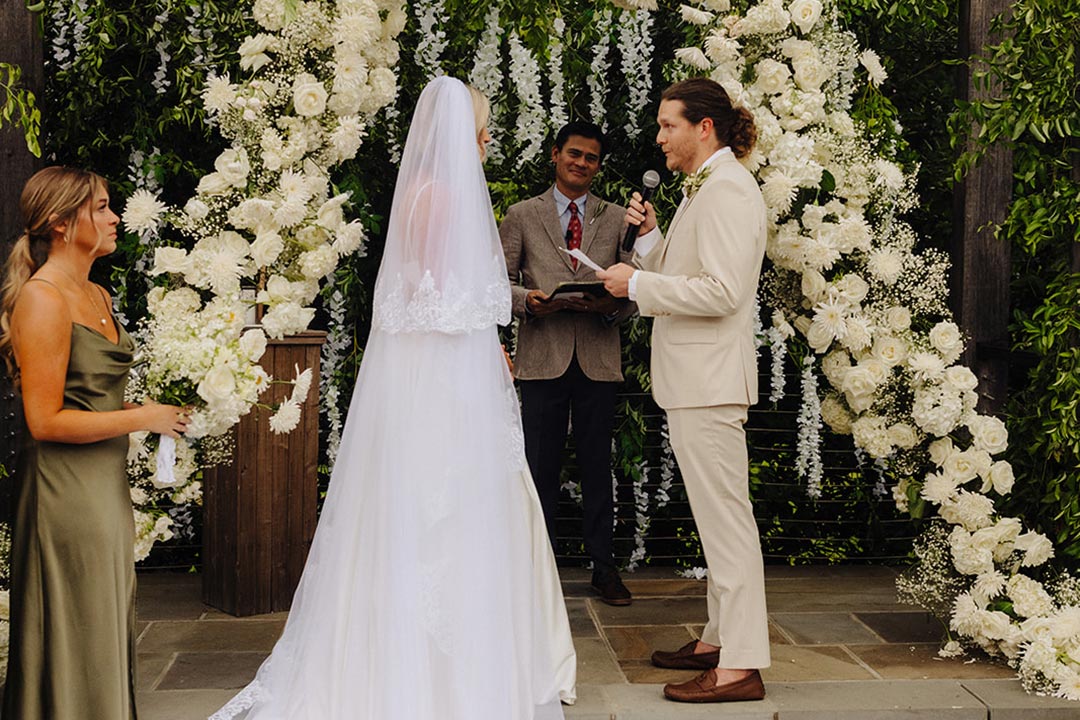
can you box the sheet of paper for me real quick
[559,247,604,273]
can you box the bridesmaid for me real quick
[0,167,189,719]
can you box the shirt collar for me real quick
[695,146,733,175]
[553,186,587,217]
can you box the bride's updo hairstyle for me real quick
[661,78,757,159]
[0,166,107,380]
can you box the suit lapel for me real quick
[658,159,729,266]
[579,192,607,258]
[535,189,575,273]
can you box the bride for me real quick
[210,76,576,720]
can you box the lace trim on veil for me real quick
[208,679,269,720]
[372,253,511,334]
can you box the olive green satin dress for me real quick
[4,317,138,719]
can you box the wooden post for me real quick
[0,0,44,520]
[951,0,1014,413]
[203,331,326,616]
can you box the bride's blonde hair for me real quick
[466,84,490,137]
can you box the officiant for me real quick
[499,121,636,606]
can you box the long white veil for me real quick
[210,76,569,720]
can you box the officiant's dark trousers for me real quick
[519,354,618,576]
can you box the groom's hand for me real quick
[597,264,634,298]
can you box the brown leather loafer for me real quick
[650,640,720,670]
[663,668,765,703]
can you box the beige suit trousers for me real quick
[667,404,771,669]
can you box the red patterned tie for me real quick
[567,201,582,271]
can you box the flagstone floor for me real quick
[134,565,1077,719]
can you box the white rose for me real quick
[929,321,964,360]
[293,74,329,117]
[943,449,981,483]
[928,437,956,466]
[801,269,827,303]
[251,229,284,268]
[885,306,911,331]
[215,148,251,188]
[316,193,350,231]
[788,0,822,34]
[197,365,238,404]
[943,365,979,392]
[239,328,267,362]
[888,422,918,449]
[299,244,338,279]
[969,415,1008,455]
[835,273,870,304]
[196,172,231,195]
[184,198,210,221]
[872,335,908,368]
[806,320,835,353]
[841,365,878,400]
[792,55,828,91]
[1015,531,1054,567]
[753,58,792,95]
[151,247,191,276]
[238,33,276,71]
[986,461,1015,495]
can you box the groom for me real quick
[499,121,636,606]
[598,78,771,702]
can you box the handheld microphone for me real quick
[622,170,661,252]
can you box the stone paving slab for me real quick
[771,611,885,645]
[767,679,986,719]
[962,679,1080,719]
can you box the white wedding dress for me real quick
[210,77,575,720]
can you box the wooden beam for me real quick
[951,0,1014,413]
[0,0,44,517]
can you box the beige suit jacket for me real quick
[500,187,635,382]
[634,153,766,410]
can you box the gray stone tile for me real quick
[137,619,284,653]
[563,684,617,720]
[854,611,948,644]
[618,660,701,685]
[136,652,174,691]
[137,689,239,720]
[767,680,985,718]
[604,683,776,719]
[771,612,884,645]
[156,651,267,690]
[762,645,876,682]
[623,578,707,597]
[766,587,908,613]
[574,637,626,684]
[592,596,707,627]
[848,644,1017,680]
[566,599,599,638]
[962,679,1080,719]
[606,624,695,661]
[136,573,207,621]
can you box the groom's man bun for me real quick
[661,78,757,159]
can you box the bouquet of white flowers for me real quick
[121,0,405,559]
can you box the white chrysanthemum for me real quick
[291,366,313,405]
[675,46,712,71]
[920,471,957,505]
[940,491,995,531]
[269,400,302,434]
[680,4,714,25]
[333,50,369,90]
[761,171,799,215]
[860,49,888,86]
[363,67,398,114]
[202,73,237,114]
[908,351,946,383]
[873,158,906,191]
[841,314,873,353]
[329,116,365,161]
[333,221,366,257]
[122,189,167,234]
[867,247,905,284]
[972,570,1007,604]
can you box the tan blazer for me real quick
[634,153,766,410]
[500,187,634,382]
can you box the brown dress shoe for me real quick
[650,640,720,670]
[663,668,766,703]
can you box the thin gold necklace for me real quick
[56,265,109,327]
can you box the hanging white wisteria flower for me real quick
[468,5,505,161]
[617,8,655,141]
[547,17,568,132]
[412,0,448,79]
[122,0,403,558]
[507,30,547,167]
[675,0,1079,700]
[587,8,614,131]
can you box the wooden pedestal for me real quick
[202,331,326,616]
